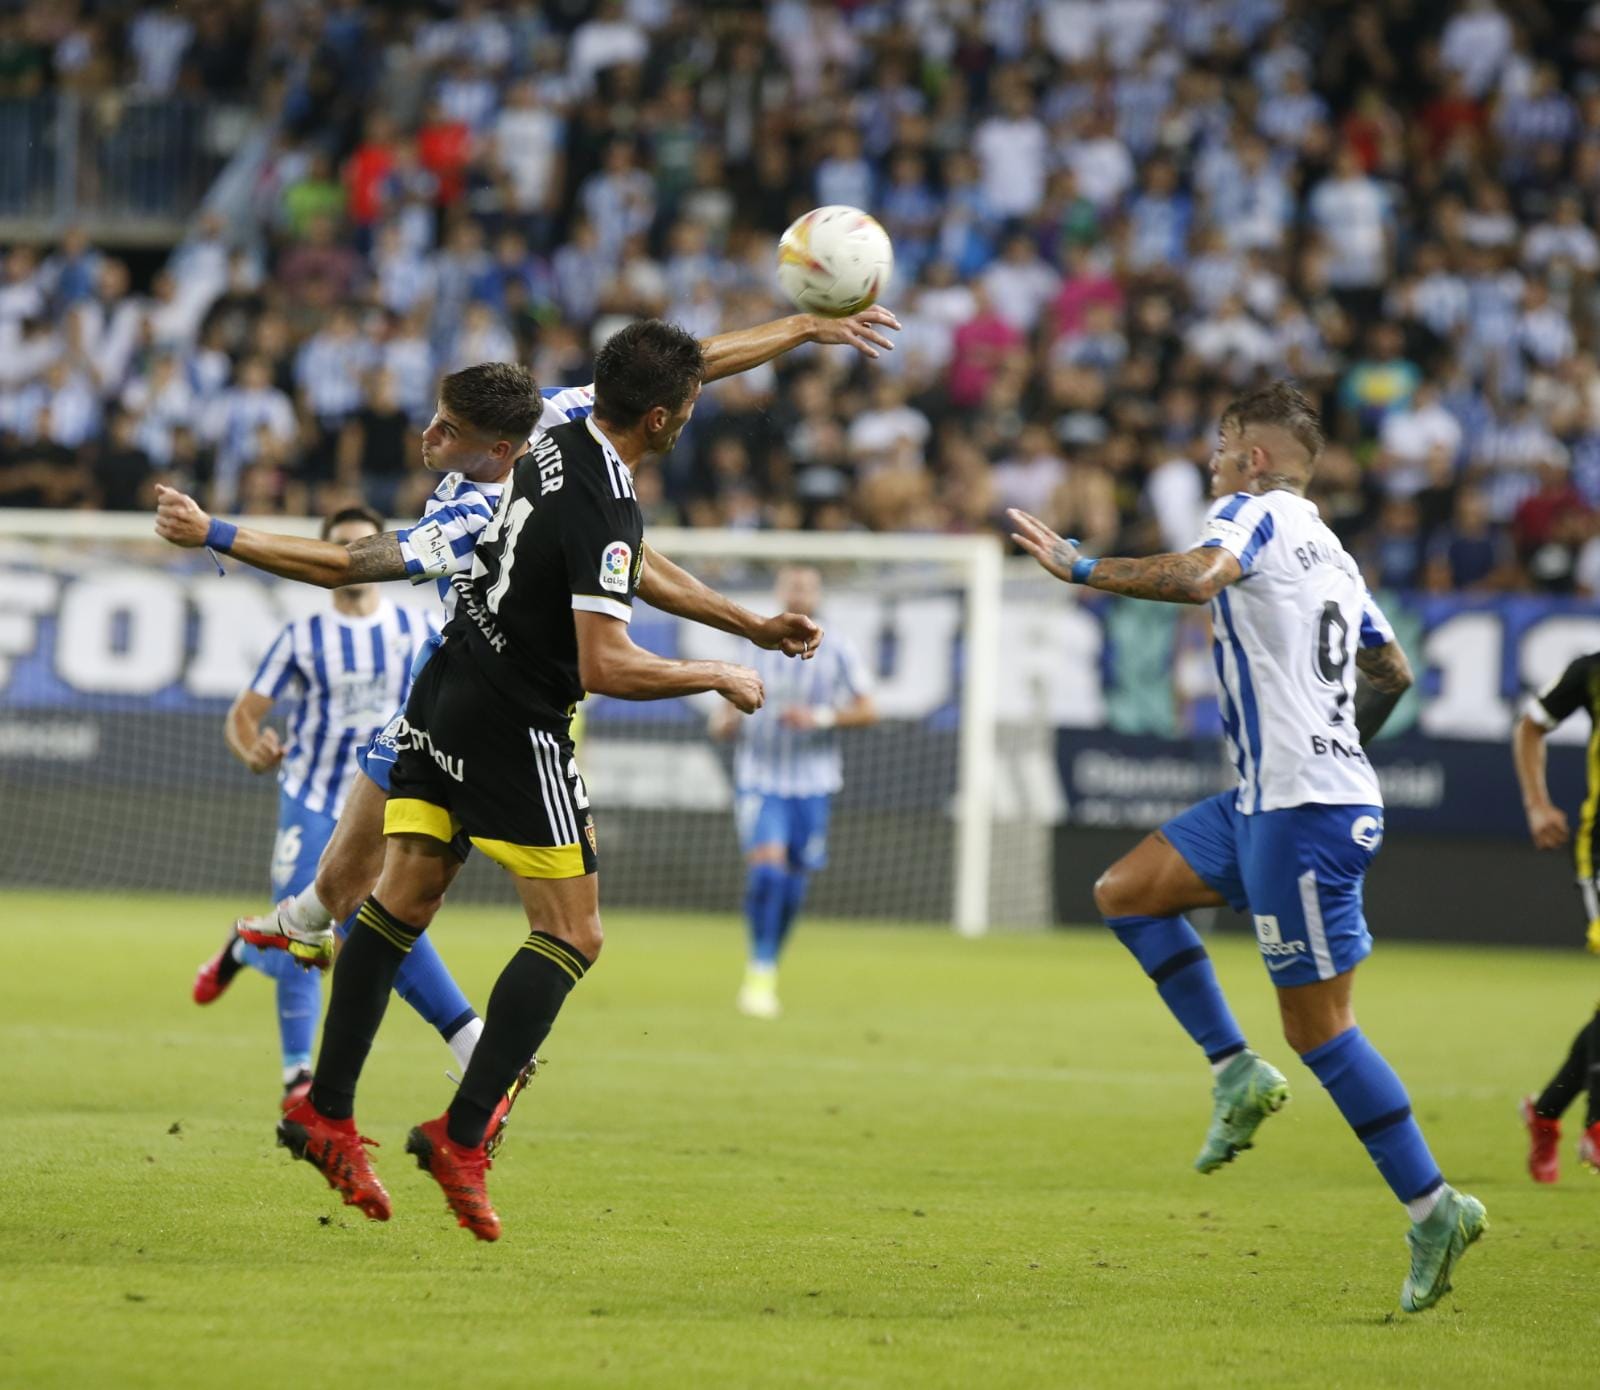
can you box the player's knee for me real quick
[549,912,602,964]
[1093,864,1136,919]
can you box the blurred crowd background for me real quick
[1,0,1599,594]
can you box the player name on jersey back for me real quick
[449,418,643,729]
[1196,489,1395,814]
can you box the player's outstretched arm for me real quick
[698,305,901,378]
[154,484,407,588]
[224,689,284,774]
[575,610,764,711]
[1353,641,1413,744]
[1008,508,1240,604]
[637,546,821,657]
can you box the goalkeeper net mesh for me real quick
[1,520,1050,930]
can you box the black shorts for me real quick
[383,640,597,879]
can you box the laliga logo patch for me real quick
[599,541,632,595]
[1351,814,1383,851]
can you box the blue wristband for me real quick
[1069,555,1097,585]
[205,517,237,552]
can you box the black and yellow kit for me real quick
[1529,651,1600,924]
[385,417,644,878]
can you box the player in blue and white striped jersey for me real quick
[710,566,876,1018]
[191,506,475,1106]
[1010,381,1485,1314]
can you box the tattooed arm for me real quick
[1007,507,1241,603]
[1353,640,1414,744]
[154,484,409,587]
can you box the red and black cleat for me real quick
[281,1068,314,1114]
[192,935,242,1005]
[406,1115,500,1242]
[483,1056,539,1159]
[1520,1095,1560,1184]
[1580,1120,1600,1174]
[277,1097,392,1221]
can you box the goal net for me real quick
[1,513,1043,933]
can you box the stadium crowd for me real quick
[2,0,1600,593]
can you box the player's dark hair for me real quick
[438,361,542,443]
[321,505,384,539]
[592,319,706,428]
[1221,380,1326,464]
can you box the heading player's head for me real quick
[592,319,705,455]
[321,504,384,609]
[775,564,822,617]
[1212,380,1325,499]
[423,362,542,482]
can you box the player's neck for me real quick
[332,587,380,618]
[589,415,647,470]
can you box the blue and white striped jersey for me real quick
[394,383,596,614]
[733,638,872,798]
[1196,491,1393,815]
[249,599,439,817]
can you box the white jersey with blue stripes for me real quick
[395,384,596,616]
[734,637,872,797]
[1196,489,1394,814]
[249,599,439,817]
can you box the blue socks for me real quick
[334,910,477,1042]
[1301,1027,1443,1204]
[237,940,319,1073]
[1106,915,1246,1063]
[745,863,788,966]
[776,870,807,954]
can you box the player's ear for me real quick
[644,404,670,435]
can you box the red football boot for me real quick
[1579,1120,1600,1174]
[406,1115,500,1242]
[1520,1095,1560,1184]
[483,1056,539,1158]
[281,1068,313,1113]
[277,1097,392,1221]
[192,934,243,1005]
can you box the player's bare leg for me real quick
[1094,832,1290,1172]
[408,870,602,1241]
[277,833,462,1219]
[236,772,389,968]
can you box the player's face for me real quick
[421,405,512,479]
[1208,422,1253,497]
[645,381,702,455]
[775,566,821,616]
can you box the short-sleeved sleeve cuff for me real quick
[572,594,631,623]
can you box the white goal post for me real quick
[0,511,1010,935]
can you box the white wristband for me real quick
[811,706,837,730]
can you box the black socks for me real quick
[1533,1010,1600,1125]
[446,931,590,1148]
[308,898,424,1120]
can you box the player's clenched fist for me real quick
[717,664,765,714]
[1526,801,1570,851]
[244,727,285,774]
[154,483,212,548]
[758,612,824,660]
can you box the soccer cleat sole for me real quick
[406,1125,500,1243]
[277,1118,392,1221]
[236,920,335,971]
[1194,1081,1291,1174]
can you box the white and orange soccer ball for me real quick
[776,206,894,318]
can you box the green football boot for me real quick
[1400,1186,1487,1313]
[1194,1050,1291,1174]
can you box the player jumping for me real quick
[1512,651,1600,1181]
[193,506,471,1105]
[709,564,876,1018]
[154,308,897,971]
[1010,381,1486,1313]
[270,323,821,1238]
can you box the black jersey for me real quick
[447,416,643,729]
[1531,651,1600,878]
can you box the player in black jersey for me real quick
[277,328,825,1236]
[1513,651,1600,1182]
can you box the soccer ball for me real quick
[776,206,894,318]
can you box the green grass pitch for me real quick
[5,891,1600,1388]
